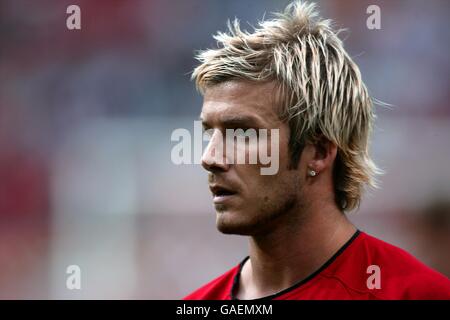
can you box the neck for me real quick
[236,199,357,299]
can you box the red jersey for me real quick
[184,231,450,300]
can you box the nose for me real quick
[201,129,230,172]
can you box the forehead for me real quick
[200,80,280,126]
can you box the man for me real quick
[184,1,450,299]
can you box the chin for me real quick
[215,210,257,236]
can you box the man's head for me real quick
[192,1,383,235]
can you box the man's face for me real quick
[200,80,305,236]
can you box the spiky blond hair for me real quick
[192,1,383,212]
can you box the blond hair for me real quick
[191,1,384,212]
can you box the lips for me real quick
[209,184,238,203]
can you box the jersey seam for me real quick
[318,274,383,300]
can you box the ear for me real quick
[308,136,337,175]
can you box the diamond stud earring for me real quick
[308,170,317,177]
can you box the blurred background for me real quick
[0,0,449,299]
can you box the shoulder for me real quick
[183,260,243,300]
[329,232,450,299]
[363,233,450,299]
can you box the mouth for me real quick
[209,185,238,203]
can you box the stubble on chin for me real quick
[215,191,301,237]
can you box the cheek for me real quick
[243,171,288,201]
[234,127,293,197]
[240,129,290,170]
[278,130,291,166]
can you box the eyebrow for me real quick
[200,114,264,129]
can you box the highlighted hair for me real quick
[192,1,384,212]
